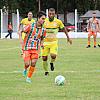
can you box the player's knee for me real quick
[31,59,37,67]
[25,62,30,67]
[88,35,90,38]
[51,54,56,59]
[94,35,96,38]
[31,62,36,67]
[42,56,48,61]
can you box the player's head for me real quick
[48,8,55,21]
[27,11,33,20]
[9,22,11,24]
[92,12,96,18]
[37,11,46,25]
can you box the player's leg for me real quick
[98,43,100,47]
[26,59,38,83]
[26,50,38,83]
[41,45,50,75]
[42,56,49,75]
[93,32,97,48]
[23,50,30,76]
[50,43,58,71]
[10,30,12,39]
[5,30,10,38]
[86,32,92,48]
[50,54,56,71]
[23,61,30,77]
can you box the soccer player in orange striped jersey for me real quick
[86,12,100,48]
[19,11,46,83]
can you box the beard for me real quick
[49,17,54,22]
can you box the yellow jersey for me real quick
[43,17,64,42]
[21,18,35,26]
[20,18,35,40]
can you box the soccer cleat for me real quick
[45,72,49,76]
[94,46,96,48]
[86,45,91,48]
[50,63,54,71]
[26,77,31,83]
[98,44,100,47]
[23,70,27,77]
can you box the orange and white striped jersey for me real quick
[22,23,46,50]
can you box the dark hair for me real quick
[28,11,33,14]
[37,11,46,18]
[49,8,55,12]
[93,12,96,14]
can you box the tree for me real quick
[0,0,100,19]
[57,0,75,23]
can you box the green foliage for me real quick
[0,0,100,17]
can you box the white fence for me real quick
[1,32,100,39]
[0,9,20,38]
[58,32,100,38]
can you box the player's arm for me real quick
[18,21,24,46]
[97,20,100,32]
[18,28,23,46]
[19,24,31,46]
[59,20,72,44]
[18,19,24,34]
[40,29,46,48]
[63,27,72,44]
[23,24,31,33]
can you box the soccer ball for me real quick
[55,75,65,86]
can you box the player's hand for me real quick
[67,38,72,45]
[41,44,44,49]
[20,40,24,46]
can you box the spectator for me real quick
[5,22,13,39]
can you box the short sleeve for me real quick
[23,24,31,33]
[59,20,64,29]
[20,19,24,24]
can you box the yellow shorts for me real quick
[41,42,58,56]
[22,32,26,40]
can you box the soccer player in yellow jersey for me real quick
[19,11,35,40]
[18,11,35,55]
[42,8,72,75]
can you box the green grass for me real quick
[0,38,100,100]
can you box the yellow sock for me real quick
[43,61,48,71]
[51,58,55,63]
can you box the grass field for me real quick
[0,38,100,100]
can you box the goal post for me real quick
[0,9,3,38]
[75,9,77,32]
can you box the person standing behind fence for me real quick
[5,22,13,39]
